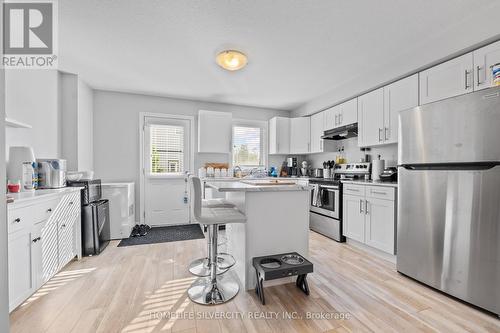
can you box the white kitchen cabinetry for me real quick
[198,110,232,153]
[342,183,396,254]
[383,74,419,144]
[419,53,474,105]
[8,230,35,310]
[290,117,310,154]
[269,117,290,154]
[310,112,324,153]
[7,189,82,312]
[473,40,500,91]
[343,194,366,243]
[324,99,357,130]
[358,88,384,147]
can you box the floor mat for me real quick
[117,224,205,247]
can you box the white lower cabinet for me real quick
[364,197,395,254]
[8,230,35,310]
[8,190,81,312]
[343,194,366,243]
[342,184,397,254]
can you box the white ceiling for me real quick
[59,0,500,111]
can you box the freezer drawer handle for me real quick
[399,162,500,171]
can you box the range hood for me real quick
[321,123,358,140]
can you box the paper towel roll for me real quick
[371,159,385,181]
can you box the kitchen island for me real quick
[204,180,311,290]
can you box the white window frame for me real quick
[139,112,195,224]
[231,118,268,169]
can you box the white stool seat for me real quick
[198,207,247,225]
[202,198,235,208]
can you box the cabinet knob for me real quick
[61,224,66,228]
[69,201,74,205]
[14,218,21,223]
[32,238,38,243]
[47,208,52,212]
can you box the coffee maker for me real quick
[286,157,299,177]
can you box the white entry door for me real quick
[143,116,192,226]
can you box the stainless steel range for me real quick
[309,162,370,242]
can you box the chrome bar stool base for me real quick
[188,257,228,276]
[188,274,239,305]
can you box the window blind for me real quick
[150,125,184,173]
[232,126,262,166]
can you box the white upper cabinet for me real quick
[473,40,500,91]
[383,74,419,144]
[419,53,474,105]
[269,117,290,155]
[339,98,358,127]
[324,98,357,130]
[198,110,232,153]
[358,88,384,147]
[310,112,324,153]
[290,117,310,154]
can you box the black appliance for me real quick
[82,199,110,256]
[379,167,398,182]
[68,179,110,256]
[67,179,102,205]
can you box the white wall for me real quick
[93,90,290,220]
[77,80,94,171]
[5,70,61,160]
[61,73,94,171]
[0,1,10,329]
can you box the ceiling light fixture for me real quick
[216,50,248,71]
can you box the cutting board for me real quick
[240,179,296,186]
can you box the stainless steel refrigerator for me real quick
[398,86,500,315]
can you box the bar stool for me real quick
[188,176,246,305]
[188,177,236,276]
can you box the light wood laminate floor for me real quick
[10,231,500,333]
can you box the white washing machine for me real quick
[101,182,135,239]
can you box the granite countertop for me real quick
[7,186,83,204]
[205,180,310,192]
[341,179,398,188]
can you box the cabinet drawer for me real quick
[366,186,395,200]
[343,184,366,196]
[8,198,60,234]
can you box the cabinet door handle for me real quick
[359,199,364,213]
[476,65,482,85]
[365,200,369,215]
[339,112,342,125]
[384,127,389,141]
[320,140,323,151]
[47,208,52,212]
[334,114,338,125]
[32,238,38,243]
[465,69,470,89]
[69,201,74,205]
[378,128,382,142]
[14,218,21,223]
[371,190,387,195]
[61,224,66,228]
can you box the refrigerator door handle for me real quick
[399,162,500,171]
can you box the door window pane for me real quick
[150,125,184,174]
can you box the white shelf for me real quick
[5,118,32,129]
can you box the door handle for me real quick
[476,65,482,85]
[339,112,342,125]
[465,69,471,89]
[378,128,382,142]
[359,199,364,213]
[365,200,369,215]
[14,218,21,223]
[320,140,323,151]
[47,208,52,212]
[334,114,338,125]
[384,127,389,140]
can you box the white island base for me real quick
[205,182,310,291]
